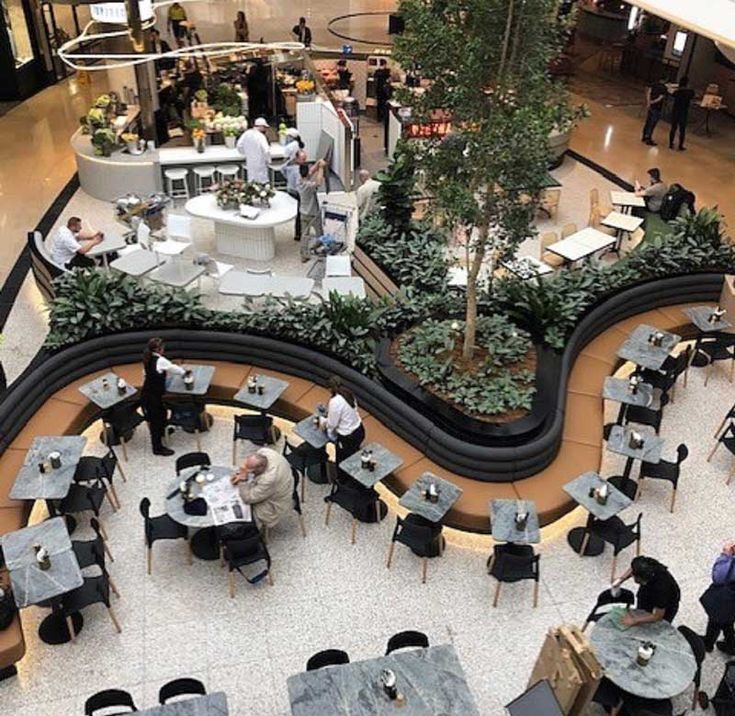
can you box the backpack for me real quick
[659,183,695,221]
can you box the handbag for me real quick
[701,559,735,623]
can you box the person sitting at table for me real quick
[699,541,735,655]
[324,376,365,471]
[231,448,293,530]
[634,168,668,214]
[51,216,103,269]
[612,555,681,626]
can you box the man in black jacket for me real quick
[669,76,695,151]
[292,17,312,47]
[641,78,667,146]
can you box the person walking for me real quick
[166,2,188,46]
[641,78,667,146]
[236,117,271,183]
[700,541,735,654]
[140,337,187,457]
[234,10,249,42]
[669,75,695,151]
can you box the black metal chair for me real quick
[694,333,735,386]
[592,677,623,714]
[714,401,735,439]
[221,531,273,597]
[637,443,688,512]
[639,345,691,399]
[707,421,735,484]
[677,625,707,711]
[284,440,330,501]
[139,497,191,575]
[61,572,121,640]
[324,481,382,545]
[84,688,137,715]
[71,518,118,592]
[165,401,207,451]
[306,649,350,671]
[60,476,116,536]
[158,677,206,704]
[232,414,273,463]
[73,448,126,509]
[385,630,429,655]
[583,513,642,582]
[386,514,444,584]
[621,694,675,716]
[102,402,145,461]
[581,587,635,631]
[175,451,211,475]
[487,543,540,608]
[623,394,668,434]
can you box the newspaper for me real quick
[201,478,252,526]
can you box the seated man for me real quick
[231,448,293,530]
[612,555,681,625]
[634,167,668,214]
[51,216,103,269]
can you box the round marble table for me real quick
[590,611,696,699]
[185,191,297,261]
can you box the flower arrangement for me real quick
[194,89,208,103]
[91,128,116,156]
[295,79,315,94]
[121,132,139,144]
[207,112,247,135]
[216,179,275,209]
[94,94,111,109]
[191,127,206,153]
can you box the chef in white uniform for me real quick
[236,117,270,183]
[280,127,305,190]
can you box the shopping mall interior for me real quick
[0,1,734,714]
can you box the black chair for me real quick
[159,677,206,704]
[385,630,429,655]
[694,334,735,386]
[714,401,735,439]
[73,448,126,509]
[591,676,623,714]
[639,345,691,399]
[324,481,382,545]
[60,475,116,535]
[707,421,735,484]
[221,531,273,597]
[623,394,668,434]
[621,694,675,716]
[583,513,642,582]
[386,514,444,584]
[165,401,207,451]
[306,649,350,671]
[677,625,707,711]
[582,587,635,631]
[84,688,137,715]
[284,440,330,500]
[637,443,689,512]
[102,402,145,461]
[71,518,118,591]
[175,451,211,475]
[139,497,191,575]
[487,543,540,608]
[232,414,273,463]
[61,572,121,640]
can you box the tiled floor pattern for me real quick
[1,359,735,714]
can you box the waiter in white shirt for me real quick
[141,337,187,456]
[324,376,365,471]
[51,216,103,269]
[236,117,271,183]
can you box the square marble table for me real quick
[339,442,404,489]
[399,472,463,524]
[287,644,479,716]
[607,425,663,465]
[603,377,661,426]
[110,248,161,277]
[293,415,330,449]
[10,436,87,501]
[546,228,616,262]
[167,364,216,396]
[600,211,644,234]
[218,271,271,296]
[268,276,315,299]
[617,324,681,370]
[137,692,229,715]
[322,276,366,298]
[87,234,128,268]
[684,305,733,334]
[490,499,540,544]
[610,191,646,212]
[1,517,83,609]
[147,260,206,288]
[78,372,137,409]
[234,373,289,411]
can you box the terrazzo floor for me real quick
[1,348,735,715]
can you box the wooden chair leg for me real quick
[105,489,118,512]
[611,703,622,716]
[727,463,735,486]
[267,570,274,586]
[300,473,306,503]
[108,483,121,510]
[107,607,122,633]
[228,571,235,599]
[350,518,357,545]
[533,581,539,608]
[730,356,735,383]
[324,501,332,526]
[298,514,307,538]
[109,576,121,598]
[219,547,224,568]
[634,478,643,501]
[610,554,618,583]
[232,440,237,466]
[147,547,152,575]
[715,416,729,439]
[102,540,115,563]
[120,438,128,462]
[705,362,712,387]
[707,441,721,462]
[116,461,127,483]
[578,532,590,557]
[97,519,109,541]
[66,616,76,643]
[636,538,641,556]
[263,526,270,545]
[492,581,502,608]
[670,487,677,513]
[421,558,428,584]
[386,541,395,569]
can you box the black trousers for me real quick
[335,423,366,482]
[669,111,688,148]
[705,619,735,650]
[66,253,95,269]
[641,108,661,141]
[142,399,167,451]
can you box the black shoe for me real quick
[679,146,687,151]
[645,139,657,146]
[153,447,175,456]
[669,144,674,149]
[716,640,735,655]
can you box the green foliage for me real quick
[211,84,242,117]
[397,316,535,416]
[374,143,417,236]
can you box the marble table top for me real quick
[339,443,403,489]
[167,364,216,396]
[590,611,696,699]
[166,465,237,529]
[500,256,553,280]
[87,234,128,257]
[137,692,229,715]
[110,248,161,277]
[490,499,540,544]
[233,373,289,410]
[10,436,87,500]
[148,260,206,288]
[399,472,463,523]
[600,211,644,233]
[287,644,479,716]
[617,325,681,370]
[1,517,83,608]
[293,415,330,449]
[610,191,646,208]
[603,377,661,410]
[79,372,137,409]
[607,425,663,464]
[684,305,733,333]
[563,472,632,521]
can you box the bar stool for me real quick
[164,168,190,201]
[192,165,216,194]
[216,164,240,184]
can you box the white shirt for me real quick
[282,139,300,166]
[51,225,81,266]
[236,128,270,183]
[356,179,381,221]
[154,354,186,376]
[326,393,361,437]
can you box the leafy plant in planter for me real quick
[91,128,117,157]
[374,143,417,237]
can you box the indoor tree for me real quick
[393,0,578,359]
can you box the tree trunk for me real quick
[462,222,489,361]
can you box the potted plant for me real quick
[191,88,209,119]
[223,126,240,149]
[192,127,206,153]
[295,78,315,101]
[548,103,589,169]
[121,132,140,154]
[91,128,116,157]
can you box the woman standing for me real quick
[234,11,249,42]
[281,128,305,190]
[325,377,364,467]
[141,337,186,457]
[700,542,735,654]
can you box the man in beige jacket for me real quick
[231,448,293,529]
